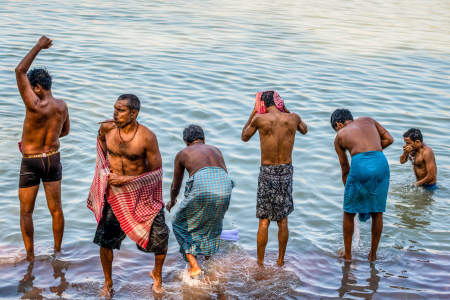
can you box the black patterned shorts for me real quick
[256,163,294,221]
[93,200,169,255]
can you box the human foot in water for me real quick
[150,270,164,293]
[340,252,352,261]
[189,266,202,279]
[100,281,113,299]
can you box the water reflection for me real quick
[17,257,69,299]
[392,185,434,229]
[338,262,380,299]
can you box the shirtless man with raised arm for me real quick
[331,109,393,261]
[241,91,307,267]
[400,128,437,190]
[15,36,70,261]
[94,94,168,295]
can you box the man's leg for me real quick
[369,212,383,261]
[185,253,201,277]
[276,217,289,266]
[100,247,114,297]
[342,212,355,260]
[150,251,167,293]
[257,218,270,267]
[19,185,40,261]
[43,181,64,253]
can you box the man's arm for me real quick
[334,135,350,185]
[97,120,115,155]
[296,114,308,135]
[241,109,258,142]
[374,120,394,149]
[59,104,70,137]
[415,148,437,186]
[145,131,163,171]
[15,36,53,111]
[400,145,413,164]
[167,151,186,212]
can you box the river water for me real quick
[0,0,449,299]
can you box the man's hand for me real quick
[108,173,126,186]
[98,119,116,140]
[36,36,52,49]
[166,199,176,212]
[403,145,413,154]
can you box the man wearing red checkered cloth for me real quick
[87,94,168,296]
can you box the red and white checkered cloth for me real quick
[87,139,164,248]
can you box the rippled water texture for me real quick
[0,0,449,299]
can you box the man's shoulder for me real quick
[138,124,157,139]
[54,98,68,110]
[423,145,435,157]
[355,116,374,123]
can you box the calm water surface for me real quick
[0,1,449,299]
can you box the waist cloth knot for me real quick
[344,151,390,222]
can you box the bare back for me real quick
[336,117,385,156]
[21,98,68,154]
[178,144,227,176]
[254,111,302,165]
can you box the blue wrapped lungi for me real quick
[344,151,390,222]
[173,167,233,260]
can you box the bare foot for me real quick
[340,252,352,262]
[368,251,376,262]
[100,281,113,298]
[189,266,202,278]
[277,258,284,267]
[257,260,264,268]
[150,270,164,294]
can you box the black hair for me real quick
[183,124,205,143]
[118,94,140,112]
[27,68,52,90]
[261,91,275,108]
[403,128,423,142]
[330,108,353,129]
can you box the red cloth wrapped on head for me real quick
[254,91,286,114]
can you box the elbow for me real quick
[302,126,308,135]
[388,136,394,146]
[15,66,26,74]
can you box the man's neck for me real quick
[188,140,204,146]
[266,106,279,113]
[120,121,138,133]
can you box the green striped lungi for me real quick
[172,167,233,260]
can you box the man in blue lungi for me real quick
[167,125,233,277]
[331,109,393,262]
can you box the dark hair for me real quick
[118,94,140,112]
[261,91,275,108]
[183,124,205,143]
[27,68,52,90]
[330,108,353,129]
[403,128,423,142]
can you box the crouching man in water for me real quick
[87,94,168,295]
[15,36,70,261]
[400,128,437,190]
[167,125,233,278]
[241,91,308,267]
[331,109,393,261]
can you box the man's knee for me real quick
[258,219,270,229]
[277,218,288,227]
[49,207,64,218]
